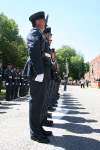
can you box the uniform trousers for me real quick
[29,78,46,136]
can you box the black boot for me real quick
[40,127,53,136]
[31,134,50,144]
[43,120,54,127]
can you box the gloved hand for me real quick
[35,74,44,82]
[45,53,51,58]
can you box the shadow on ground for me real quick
[0,102,21,114]
[50,135,100,150]
[67,110,90,115]
[50,92,100,150]
[0,111,6,114]
[53,122,100,134]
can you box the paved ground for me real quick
[0,85,100,150]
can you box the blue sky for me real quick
[0,0,100,61]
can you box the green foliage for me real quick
[84,62,90,73]
[0,13,27,68]
[70,55,85,80]
[56,46,76,77]
[56,45,87,80]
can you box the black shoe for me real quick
[43,120,54,127]
[41,127,53,136]
[48,107,56,112]
[6,99,11,101]
[52,103,58,107]
[31,135,50,144]
[56,94,60,99]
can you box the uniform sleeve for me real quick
[27,30,44,75]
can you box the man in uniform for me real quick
[4,64,13,101]
[48,48,57,109]
[11,67,17,100]
[19,69,26,97]
[25,11,52,143]
[41,27,54,127]
[12,68,20,99]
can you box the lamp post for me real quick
[65,59,69,77]
[64,59,69,91]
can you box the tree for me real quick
[56,46,76,77]
[84,62,90,73]
[0,13,27,68]
[70,55,85,80]
[56,45,86,80]
[16,36,27,68]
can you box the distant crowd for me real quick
[0,64,29,101]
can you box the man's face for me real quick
[36,18,45,30]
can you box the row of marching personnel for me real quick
[0,65,29,101]
[22,11,61,143]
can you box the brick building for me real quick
[85,55,100,87]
